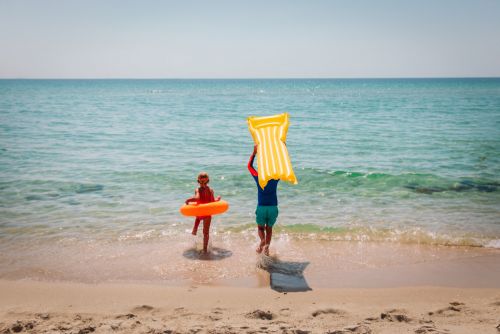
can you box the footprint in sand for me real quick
[326,324,372,334]
[414,324,450,334]
[363,317,379,323]
[5,320,37,333]
[449,301,464,306]
[245,309,275,320]
[428,302,467,317]
[147,330,176,334]
[77,325,96,334]
[211,307,225,314]
[55,322,72,331]
[208,307,226,321]
[279,308,291,317]
[132,305,154,312]
[292,330,311,334]
[380,309,412,323]
[116,313,136,319]
[35,313,50,320]
[311,308,346,318]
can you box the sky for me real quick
[1,0,499,78]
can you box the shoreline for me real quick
[1,238,499,289]
[1,280,499,333]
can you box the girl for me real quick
[185,172,221,253]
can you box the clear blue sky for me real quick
[1,0,499,78]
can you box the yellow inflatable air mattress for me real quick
[247,113,298,189]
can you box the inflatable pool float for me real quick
[180,200,229,217]
[247,112,298,189]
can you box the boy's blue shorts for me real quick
[255,205,279,227]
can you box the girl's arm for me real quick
[185,189,200,204]
[211,189,221,202]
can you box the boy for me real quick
[185,172,221,253]
[248,145,279,256]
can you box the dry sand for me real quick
[1,279,500,333]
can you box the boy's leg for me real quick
[192,217,201,235]
[264,226,273,255]
[263,206,278,256]
[202,216,212,252]
[255,206,266,253]
[257,226,265,253]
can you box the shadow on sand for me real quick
[257,255,312,293]
[182,247,233,261]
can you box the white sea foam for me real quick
[485,239,500,249]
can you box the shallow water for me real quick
[0,78,500,282]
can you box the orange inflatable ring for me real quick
[180,200,229,217]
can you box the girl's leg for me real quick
[192,217,201,235]
[202,216,212,252]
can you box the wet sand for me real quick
[2,234,500,287]
[1,238,500,333]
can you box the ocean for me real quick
[1,78,499,283]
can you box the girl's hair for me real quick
[198,172,209,181]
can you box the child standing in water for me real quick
[185,172,221,253]
[248,145,279,256]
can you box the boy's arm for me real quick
[248,146,258,177]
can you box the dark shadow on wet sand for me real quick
[257,256,312,293]
[182,247,233,261]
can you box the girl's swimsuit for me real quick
[196,186,215,219]
[198,186,214,203]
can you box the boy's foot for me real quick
[192,229,198,236]
[263,245,270,256]
[256,241,265,254]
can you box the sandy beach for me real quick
[1,280,500,334]
[1,240,500,334]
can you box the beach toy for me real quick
[180,200,229,217]
[247,112,298,189]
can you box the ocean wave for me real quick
[221,223,499,248]
[296,168,500,194]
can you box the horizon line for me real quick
[1,76,500,80]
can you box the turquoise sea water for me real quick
[1,79,500,250]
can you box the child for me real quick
[185,172,221,253]
[248,145,279,256]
